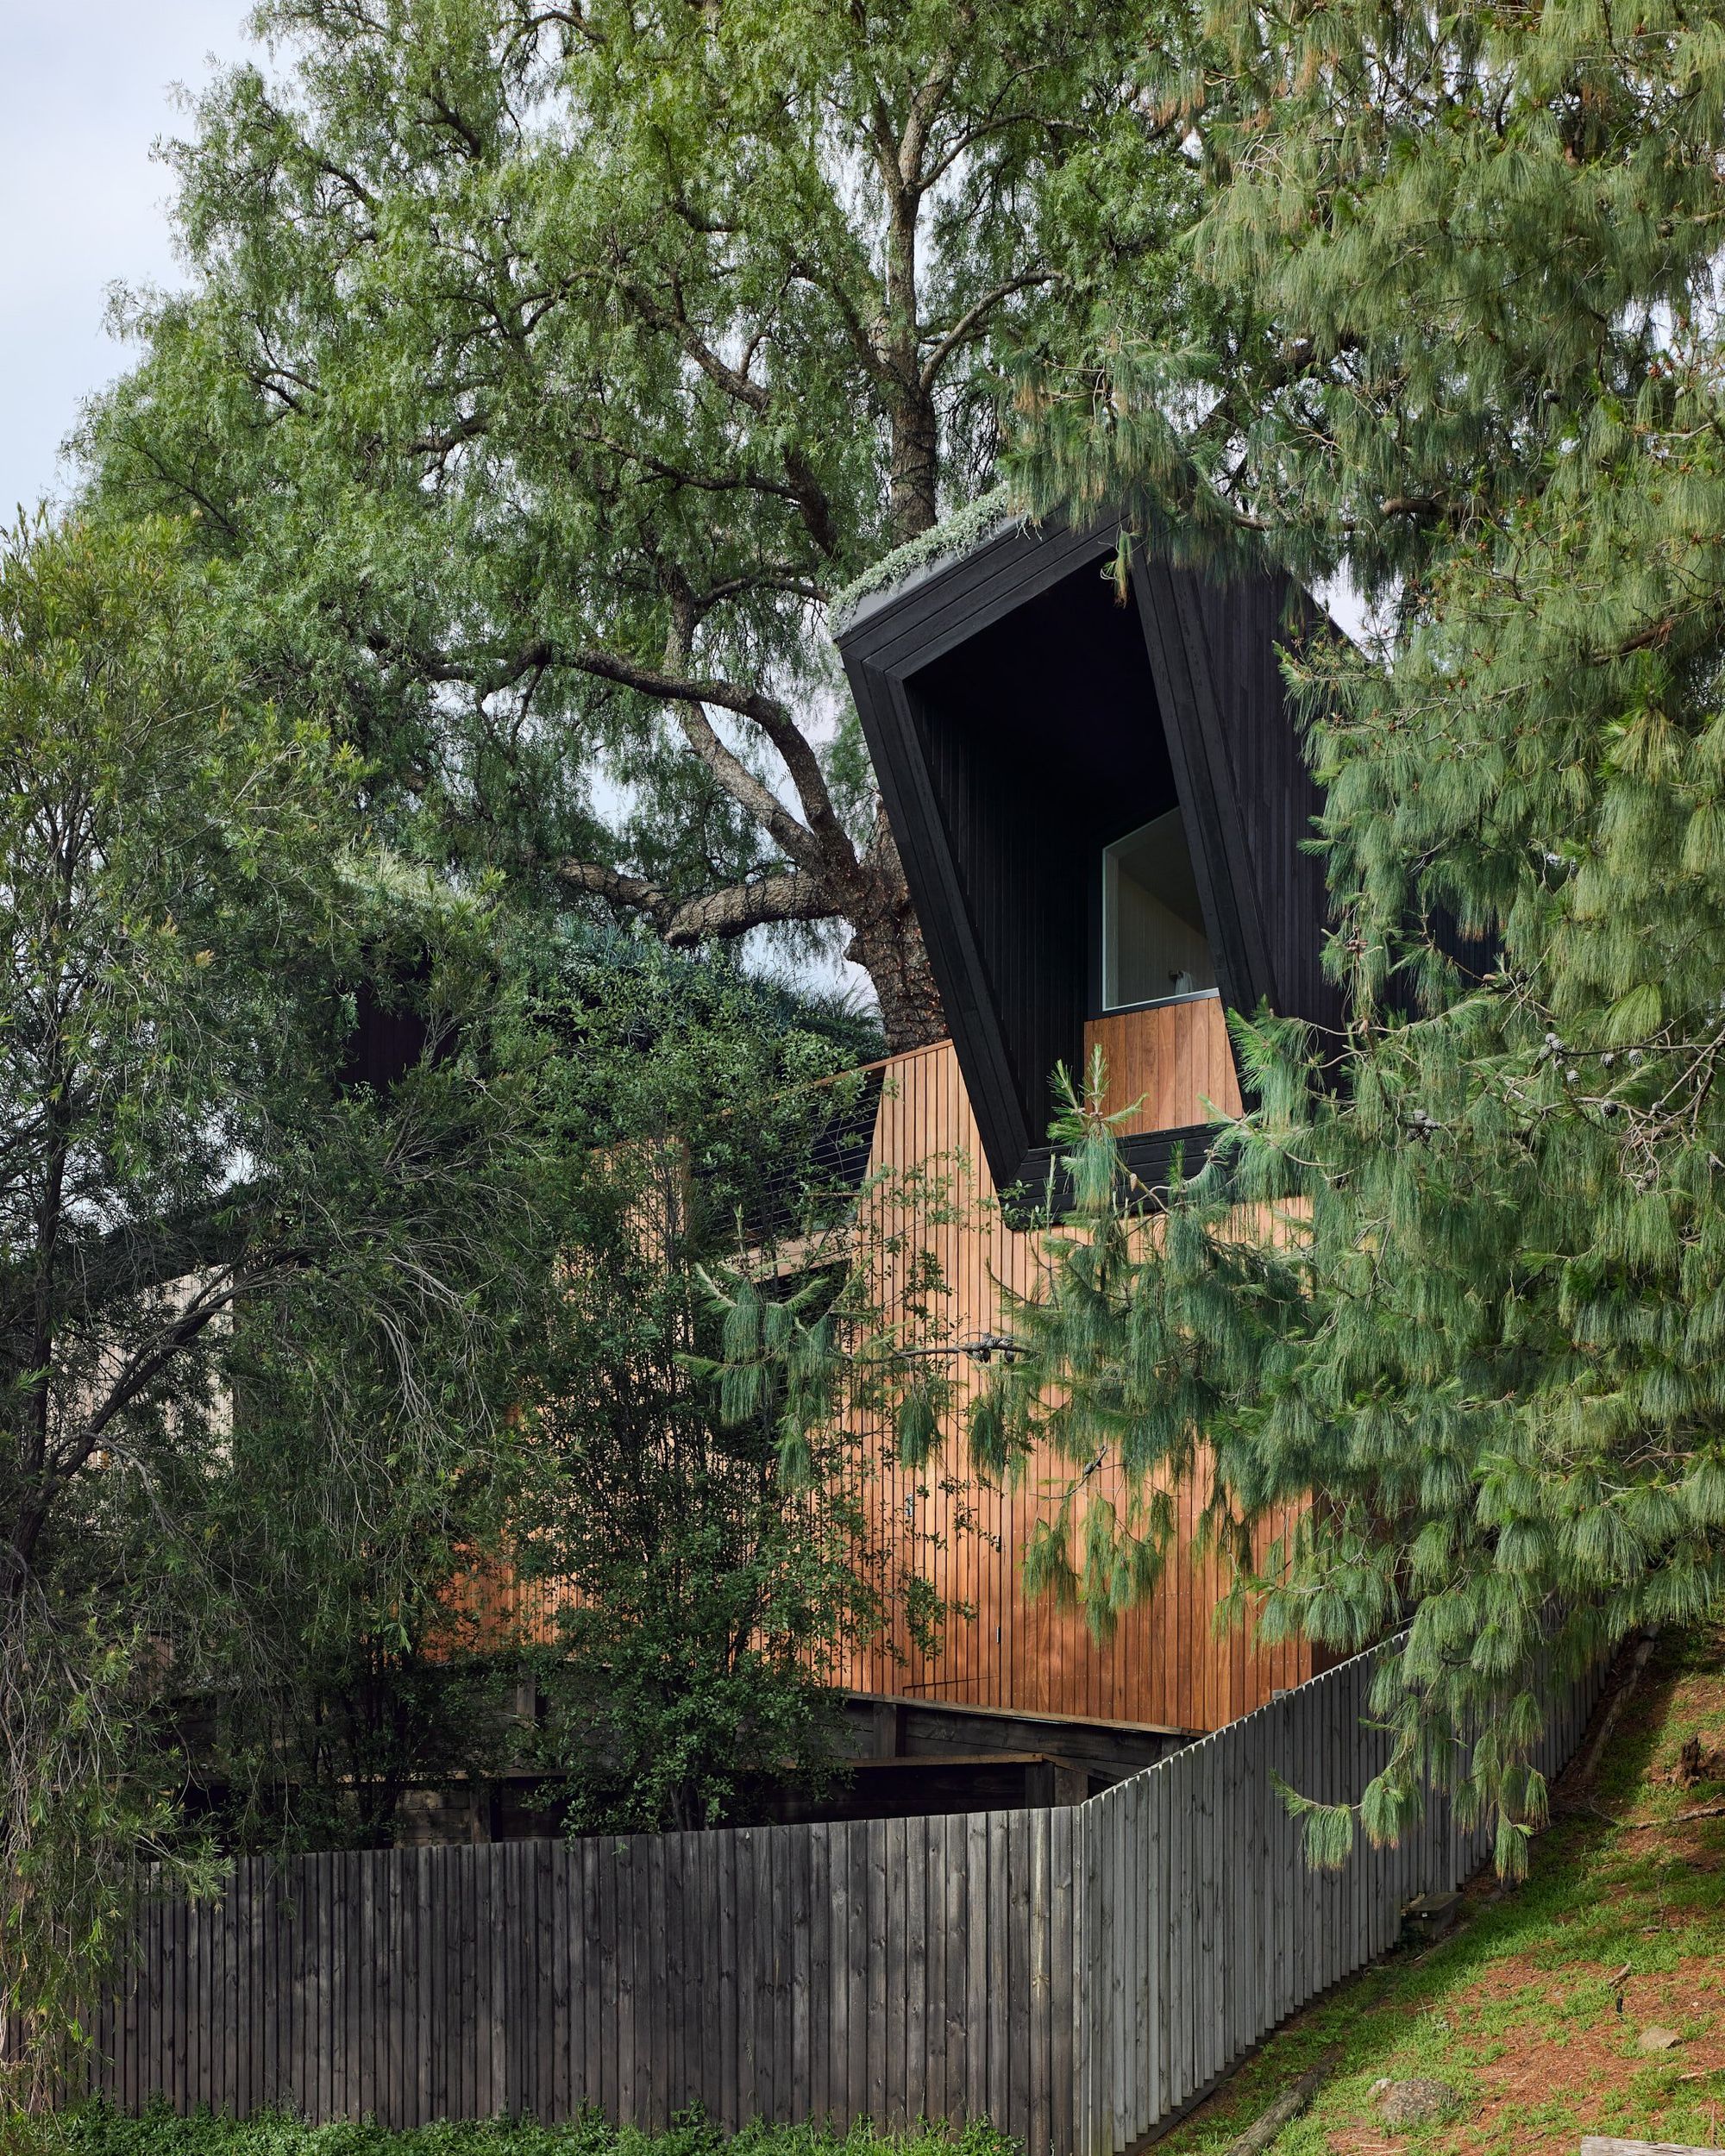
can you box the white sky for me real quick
[0,0,255,524]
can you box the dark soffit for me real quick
[837,511,1314,1203]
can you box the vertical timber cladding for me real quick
[1083,1000,1244,1138]
[833,1035,1317,1733]
[90,1646,1610,2153]
[441,530,1329,1727]
[432,1034,1304,1728]
[93,1809,1073,2155]
[833,509,1343,1733]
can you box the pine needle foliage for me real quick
[991,1,1725,1872]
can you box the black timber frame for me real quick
[837,512,1339,1203]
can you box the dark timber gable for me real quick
[837,512,1340,1201]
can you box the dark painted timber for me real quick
[838,515,1341,1199]
[68,1645,1608,2154]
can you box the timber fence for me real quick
[72,1642,1605,2156]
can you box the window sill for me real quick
[1095,987,1221,1018]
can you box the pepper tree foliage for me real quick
[0,513,549,2099]
[81,0,1197,1051]
[223,940,894,1849]
[983,2,1725,1875]
[492,937,951,1834]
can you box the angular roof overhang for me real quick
[837,511,1340,1202]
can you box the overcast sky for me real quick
[0,1,257,524]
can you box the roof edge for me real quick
[829,484,1028,638]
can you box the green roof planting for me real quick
[828,485,1025,636]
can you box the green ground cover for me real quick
[31,2115,1013,2156]
[1164,1626,1725,2156]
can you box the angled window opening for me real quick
[839,512,1340,1204]
[1100,807,1218,1014]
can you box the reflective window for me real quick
[1101,808,1217,1011]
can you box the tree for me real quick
[498,936,937,1833]
[189,1329,524,1856]
[83,0,1195,1048]
[985,3,1725,1871]
[0,514,542,2097]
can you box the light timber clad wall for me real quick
[77,1643,1609,2152]
[1083,998,1244,1138]
[455,1021,1314,1734]
[833,1031,1314,1733]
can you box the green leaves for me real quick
[487,933,926,1834]
[84,0,1197,1031]
[993,0,1725,1876]
[1272,1773,1357,1872]
[0,513,560,2102]
[896,1380,942,1470]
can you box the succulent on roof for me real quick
[828,486,1024,636]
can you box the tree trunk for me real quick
[850,902,944,1055]
[888,382,941,542]
[871,170,940,1031]
[848,814,945,1054]
[881,146,939,543]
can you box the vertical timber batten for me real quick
[75,1644,1609,2156]
[839,1031,1316,1733]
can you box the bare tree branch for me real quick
[919,271,1063,392]
[662,868,836,943]
[555,858,834,944]
[671,699,829,872]
[781,448,843,558]
[618,273,773,413]
[554,859,675,927]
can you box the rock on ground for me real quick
[1370,2077,1466,2129]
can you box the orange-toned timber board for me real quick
[448,1002,1318,1736]
[828,1022,1313,1733]
[1085,994,1245,1136]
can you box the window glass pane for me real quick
[1101,807,1217,1009]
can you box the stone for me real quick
[1581,2138,1725,2155]
[1638,2025,1683,2053]
[1401,1891,1462,1946]
[1373,2078,1465,2129]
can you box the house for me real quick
[440,503,1346,1829]
[822,504,1343,1748]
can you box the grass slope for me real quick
[1163,1625,1725,2156]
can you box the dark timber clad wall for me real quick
[839,516,1339,1198]
[1185,569,1342,1037]
[906,567,1177,1171]
[842,520,1133,1185]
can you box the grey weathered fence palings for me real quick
[74,1641,1605,2155]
